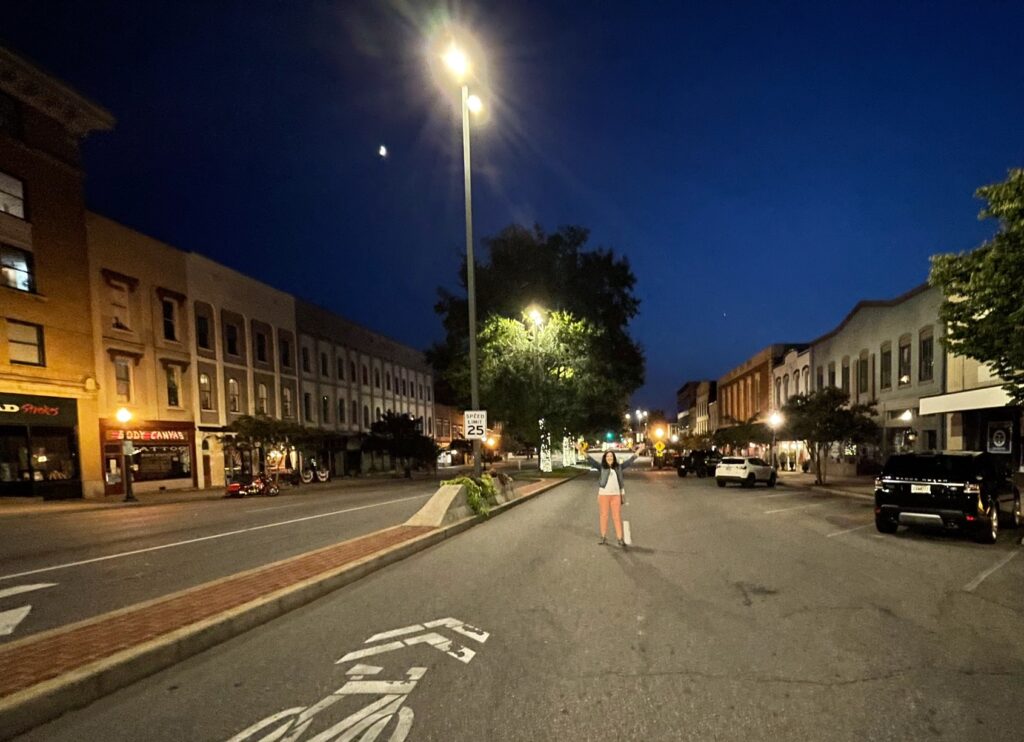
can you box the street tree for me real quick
[930,168,1024,404]
[429,223,644,417]
[712,416,771,452]
[363,412,440,474]
[781,388,879,485]
[457,310,617,448]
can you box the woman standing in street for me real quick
[589,449,638,548]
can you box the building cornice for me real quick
[0,46,115,137]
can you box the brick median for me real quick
[0,525,433,699]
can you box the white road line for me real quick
[623,520,632,545]
[764,503,829,514]
[0,582,57,600]
[0,605,33,637]
[825,523,874,538]
[963,551,1020,593]
[244,502,310,513]
[0,494,431,582]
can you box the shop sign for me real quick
[105,429,190,442]
[0,394,78,426]
[987,422,1012,454]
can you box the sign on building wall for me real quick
[987,421,1012,454]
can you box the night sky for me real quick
[4,1,1023,412]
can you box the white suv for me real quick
[715,456,777,488]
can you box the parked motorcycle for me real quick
[225,473,280,498]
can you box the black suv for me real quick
[874,452,1021,543]
[676,450,722,478]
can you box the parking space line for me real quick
[623,520,632,545]
[825,523,874,538]
[764,503,829,514]
[963,551,1019,592]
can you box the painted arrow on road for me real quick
[0,582,57,637]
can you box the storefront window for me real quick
[133,444,191,482]
[1,425,78,492]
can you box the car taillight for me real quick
[965,483,981,494]
[228,483,240,491]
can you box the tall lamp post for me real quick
[442,42,485,478]
[768,411,783,471]
[116,407,137,502]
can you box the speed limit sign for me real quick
[465,410,487,440]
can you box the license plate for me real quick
[911,484,931,494]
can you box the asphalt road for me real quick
[0,478,443,642]
[16,468,1024,741]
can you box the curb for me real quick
[0,475,574,739]
[778,480,874,502]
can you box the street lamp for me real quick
[115,407,137,502]
[768,411,783,470]
[442,38,486,478]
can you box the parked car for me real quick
[715,456,776,488]
[874,451,1021,544]
[677,450,722,478]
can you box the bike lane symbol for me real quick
[226,618,489,742]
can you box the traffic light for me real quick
[605,431,614,441]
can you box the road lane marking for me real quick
[0,582,57,600]
[0,606,32,637]
[244,502,310,513]
[963,551,1019,592]
[764,503,829,514]
[623,520,632,545]
[825,523,874,538]
[0,494,431,582]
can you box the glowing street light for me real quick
[899,409,913,422]
[438,33,486,477]
[528,307,544,327]
[115,407,137,502]
[768,411,783,471]
[442,44,470,81]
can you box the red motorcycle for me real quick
[225,473,280,498]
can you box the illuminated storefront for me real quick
[99,419,196,495]
[0,393,83,499]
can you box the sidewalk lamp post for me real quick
[116,407,137,502]
[768,411,783,470]
[442,40,485,478]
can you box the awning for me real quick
[919,385,1012,416]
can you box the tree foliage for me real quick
[428,224,644,414]
[363,411,439,468]
[712,418,772,450]
[781,388,879,484]
[463,310,619,447]
[930,168,1024,405]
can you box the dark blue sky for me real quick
[5,1,1023,412]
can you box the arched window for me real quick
[338,398,346,423]
[199,373,213,410]
[363,405,370,428]
[257,383,268,414]
[321,395,330,423]
[386,372,391,392]
[427,417,433,435]
[362,365,369,385]
[375,406,382,420]
[228,377,240,413]
[281,386,293,417]
[374,369,381,388]
[352,400,358,426]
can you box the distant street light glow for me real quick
[528,308,544,326]
[768,411,783,429]
[378,145,388,158]
[900,409,913,422]
[115,407,132,424]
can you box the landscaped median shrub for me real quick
[442,474,499,517]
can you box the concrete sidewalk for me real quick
[0,475,570,739]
